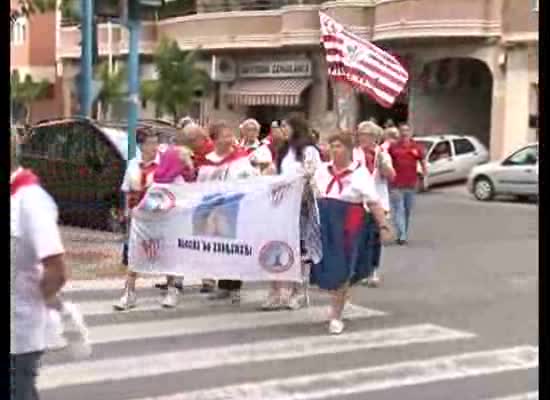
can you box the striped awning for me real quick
[226,79,312,107]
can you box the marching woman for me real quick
[261,113,322,311]
[239,118,262,154]
[249,120,286,173]
[353,121,396,287]
[311,133,394,334]
[197,121,259,303]
[115,128,183,310]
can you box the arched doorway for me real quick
[412,57,493,149]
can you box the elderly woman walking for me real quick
[196,121,259,303]
[311,133,393,334]
[353,121,395,287]
[239,118,262,153]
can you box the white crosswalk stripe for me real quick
[482,393,538,400]
[130,346,537,400]
[41,285,538,400]
[39,324,474,390]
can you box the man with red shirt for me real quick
[388,123,428,245]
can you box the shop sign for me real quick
[239,59,312,78]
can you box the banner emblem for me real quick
[138,187,176,212]
[259,241,295,274]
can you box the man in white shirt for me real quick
[11,135,69,400]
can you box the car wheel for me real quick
[473,177,494,201]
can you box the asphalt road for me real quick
[41,185,538,400]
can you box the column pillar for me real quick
[499,44,530,158]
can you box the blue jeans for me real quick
[390,188,416,241]
[11,352,42,400]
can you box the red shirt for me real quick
[388,139,424,189]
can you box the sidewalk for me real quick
[61,226,126,280]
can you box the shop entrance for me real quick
[358,96,408,127]
[247,106,304,139]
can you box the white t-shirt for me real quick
[120,153,162,193]
[249,140,274,166]
[280,145,322,177]
[197,151,259,182]
[11,174,65,355]
[313,161,380,204]
[353,146,392,211]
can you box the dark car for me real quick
[20,117,176,231]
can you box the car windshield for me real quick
[101,127,142,161]
[415,139,435,155]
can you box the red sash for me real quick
[200,148,250,167]
[363,148,376,174]
[10,169,40,196]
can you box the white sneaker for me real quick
[287,292,305,311]
[114,289,137,311]
[366,271,381,287]
[261,295,282,311]
[329,319,345,335]
[162,286,179,308]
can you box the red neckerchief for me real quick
[192,139,215,168]
[200,147,250,167]
[325,164,356,195]
[363,148,376,174]
[139,160,158,189]
[10,169,40,196]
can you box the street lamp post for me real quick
[79,0,94,117]
[126,0,141,161]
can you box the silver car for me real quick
[467,143,539,201]
[415,135,489,191]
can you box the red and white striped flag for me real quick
[319,12,409,108]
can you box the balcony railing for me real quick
[194,0,322,13]
[60,0,322,27]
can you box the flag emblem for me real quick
[319,11,409,108]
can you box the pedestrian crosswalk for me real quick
[40,280,538,400]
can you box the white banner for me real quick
[129,175,305,282]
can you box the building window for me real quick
[11,18,27,45]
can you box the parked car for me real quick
[467,142,538,201]
[414,135,489,191]
[20,117,176,231]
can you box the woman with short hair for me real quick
[197,121,259,303]
[354,121,395,287]
[239,118,262,153]
[311,133,393,334]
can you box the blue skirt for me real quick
[310,198,375,291]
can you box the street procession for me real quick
[10,1,538,400]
